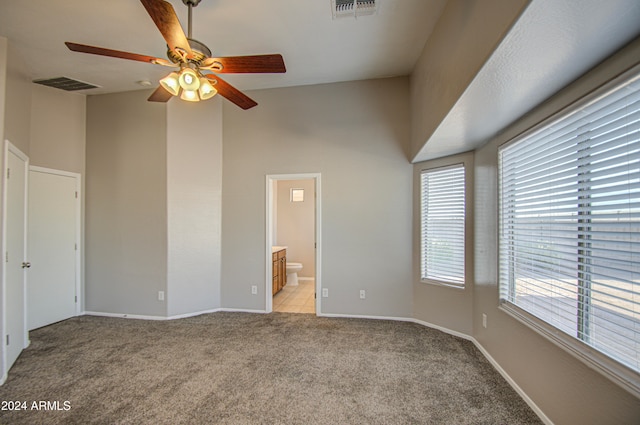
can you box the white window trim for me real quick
[419,162,467,289]
[497,64,640,398]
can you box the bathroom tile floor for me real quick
[273,279,315,314]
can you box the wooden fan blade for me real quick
[140,0,192,58]
[202,55,286,73]
[206,75,258,110]
[65,42,172,66]
[148,86,173,103]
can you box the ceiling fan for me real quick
[65,0,286,109]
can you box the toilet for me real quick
[286,262,303,286]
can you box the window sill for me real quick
[499,301,640,399]
[420,279,465,290]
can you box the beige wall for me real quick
[166,97,223,316]
[3,39,31,155]
[0,37,7,149]
[222,77,413,316]
[85,89,224,318]
[275,179,315,279]
[29,84,86,174]
[85,90,168,316]
[472,38,640,424]
[409,0,528,160]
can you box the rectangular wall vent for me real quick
[332,0,376,19]
[33,77,100,92]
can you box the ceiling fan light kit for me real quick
[159,63,218,102]
[65,0,286,109]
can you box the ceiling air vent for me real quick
[33,77,100,92]
[332,0,376,19]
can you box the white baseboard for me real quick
[218,308,268,314]
[83,308,270,321]
[408,317,475,341]
[84,311,169,321]
[318,312,414,323]
[167,308,268,319]
[166,309,222,320]
[297,277,315,282]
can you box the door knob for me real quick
[21,262,31,269]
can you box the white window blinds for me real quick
[499,73,640,378]
[420,165,465,286]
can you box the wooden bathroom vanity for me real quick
[272,247,287,295]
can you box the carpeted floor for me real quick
[0,312,542,424]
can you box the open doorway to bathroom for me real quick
[266,174,321,315]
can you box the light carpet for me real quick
[0,312,542,424]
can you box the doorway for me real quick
[2,140,29,382]
[266,174,321,314]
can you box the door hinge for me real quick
[6,168,9,179]
[75,295,78,303]
[75,191,78,199]
[75,243,78,251]
[6,335,9,346]
[5,251,8,263]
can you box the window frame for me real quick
[419,162,468,289]
[497,65,640,398]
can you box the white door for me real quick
[3,141,29,372]
[27,168,79,330]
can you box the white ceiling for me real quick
[0,0,446,94]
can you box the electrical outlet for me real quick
[322,288,328,298]
[359,290,366,299]
[251,285,258,295]
[482,313,487,329]
[158,291,164,301]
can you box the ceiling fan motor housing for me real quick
[167,38,212,65]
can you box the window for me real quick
[420,164,466,287]
[290,188,304,202]
[499,70,640,392]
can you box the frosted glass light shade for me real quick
[198,77,217,100]
[159,72,180,96]
[178,68,200,91]
[180,89,199,102]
